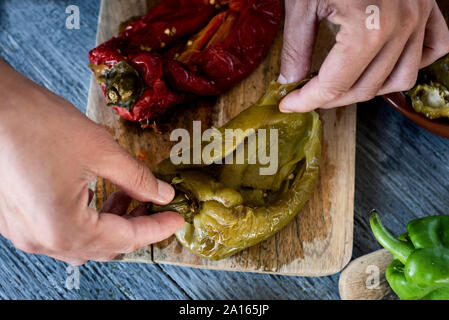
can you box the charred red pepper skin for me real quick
[89,0,281,124]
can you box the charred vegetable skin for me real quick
[89,0,281,125]
[370,211,449,300]
[147,81,321,260]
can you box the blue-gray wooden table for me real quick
[1,0,448,300]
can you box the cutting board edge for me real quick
[339,104,357,271]
[118,258,349,277]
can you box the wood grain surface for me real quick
[339,249,396,300]
[86,0,356,276]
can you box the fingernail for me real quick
[157,180,175,203]
[277,74,288,84]
[280,108,293,113]
[278,74,301,85]
[279,99,294,113]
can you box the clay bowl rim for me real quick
[383,91,449,139]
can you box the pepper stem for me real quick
[147,193,196,223]
[369,210,414,265]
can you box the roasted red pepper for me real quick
[89,0,281,126]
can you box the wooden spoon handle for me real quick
[339,249,397,300]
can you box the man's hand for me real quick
[0,61,184,265]
[278,0,449,112]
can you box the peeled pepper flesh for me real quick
[370,211,449,300]
[409,55,449,119]
[147,81,322,260]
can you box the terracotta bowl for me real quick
[383,92,449,139]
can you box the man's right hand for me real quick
[279,0,449,112]
[0,60,184,265]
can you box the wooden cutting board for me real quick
[86,0,356,276]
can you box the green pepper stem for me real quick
[149,195,191,216]
[369,211,414,265]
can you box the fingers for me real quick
[14,189,180,264]
[91,133,174,205]
[279,0,448,111]
[278,0,319,84]
[280,28,385,112]
[127,204,148,218]
[321,28,418,108]
[64,186,182,262]
[42,206,183,263]
[127,212,185,246]
[87,189,94,206]
[378,28,425,95]
[421,2,449,67]
[85,208,184,258]
[100,190,151,218]
[100,190,132,215]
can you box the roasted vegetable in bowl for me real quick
[409,81,449,120]
[408,11,449,120]
[409,55,449,120]
[147,81,322,260]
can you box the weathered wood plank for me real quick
[0,235,189,299]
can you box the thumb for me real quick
[278,0,319,84]
[91,135,174,205]
[82,208,185,259]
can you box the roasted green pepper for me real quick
[370,211,449,300]
[424,54,449,89]
[409,81,449,119]
[408,11,449,119]
[147,80,322,260]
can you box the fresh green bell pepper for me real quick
[370,211,449,300]
[147,80,322,260]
